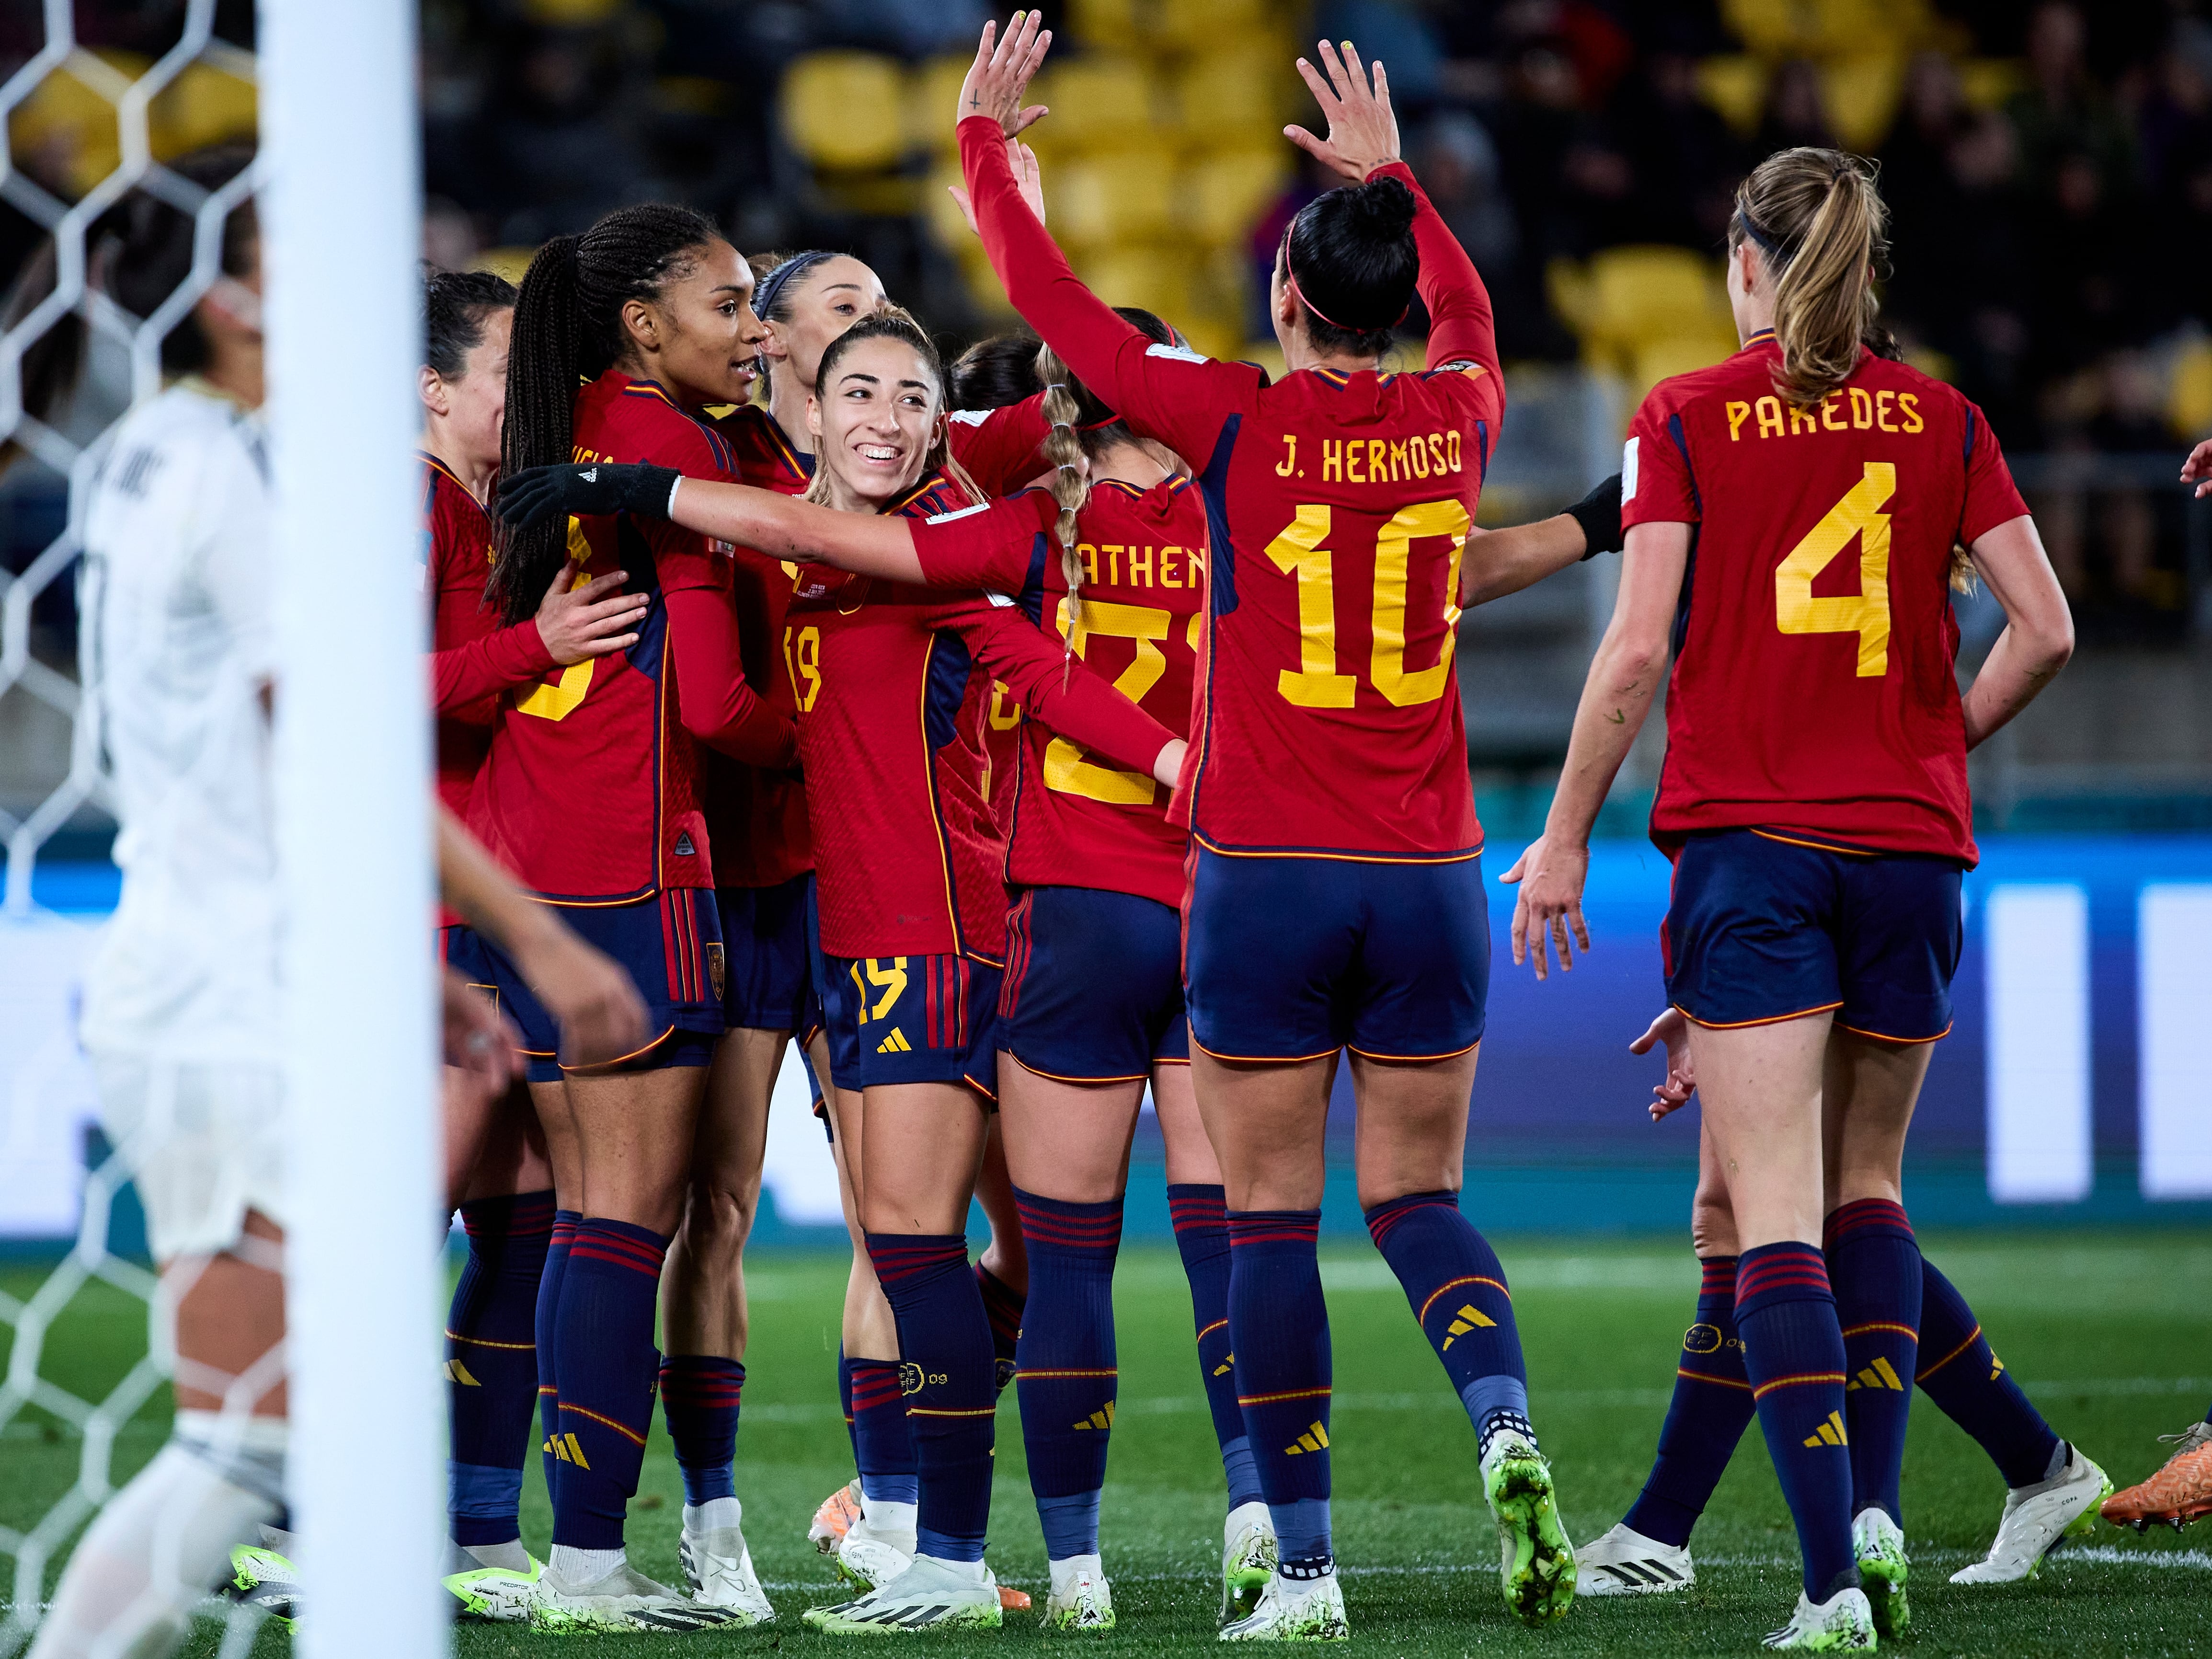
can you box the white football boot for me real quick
[1851,1508,1908,1637]
[1220,1501,1277,1624]
[1762,1585,1877,1651]
[677,1498,774,1625]
[527,1557,745,1634]
[803,1554,1006,1633]
[1952,1443,2112,1583]
[1041,1553,1115,1630]
[1218,1565,1348,1642]
[1573,1521,1694,1596]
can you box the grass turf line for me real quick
[4,1230,2210,1655]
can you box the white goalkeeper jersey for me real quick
[77,380,282,1062]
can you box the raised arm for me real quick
[956,597,1183,787]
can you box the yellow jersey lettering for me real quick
[1127,542,1153,587]
[1321,439,1343,482]
[1848,387,1874,429]
[1427,432,1448,475]
[1044,598,1171,804]
[1264,505,1356,708]
[1161,545,1181,588]
[1276,434,1297,476]
[863,958,908,1021]
[515,534,597,721]
[1409,432,1431,478]
[1820,392,1846,431]
[1078,542,1099,584]
[987,680,1021,730]
[1446,430,1462,472]
[1899,392,1923,433]
[1103,543,1122,585]
[1757,396,1785,438]
[1726,400,1752,440]
[1346,443,1365,484]
[1371,499,1469,707]
[1875,389,1897,431]
[1367,438,1387,483]
[1387,438,1410,482]
[1788,403,1818,437]
[1775,461,1895,677]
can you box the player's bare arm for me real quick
[1460,473,1624,608]
[1959,514,2075,750]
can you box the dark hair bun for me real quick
[1344,174,1417,240]
[1285,173,1419,354]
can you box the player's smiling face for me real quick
[766,256,887,392]
[619,238,768,409]
[440,307,510,474]
[806,336,941,511]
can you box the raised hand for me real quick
[1285,38,1401,184]
[956,11,1054,139]
[948,138,1047,233]
[2183,437,2212,499]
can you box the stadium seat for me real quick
[1553,246,1731,363]
[781,51,907,172]
[149,59,257,160]
[473,247,538,286]
[1820,53,1905,152]
[1958,57,2029,111]
[905,56,974,153]
[1173,43,1290,139]
[1630,334,1742,404]
[1049,145,1181,247]
[1025,57,1159,155]
[1695,56,1768,136]
[1183,148,1291,247]
[1071,0,1266,52]
[6,51,141,200]
[2170,339,2212,439]
[1723,0,1931,59]
[1074,247,1191,329]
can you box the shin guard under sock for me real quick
[976,1263,1026,1398]
[848,1358,919,1508]
[866,1234,995,1562]
[1010,1189,1123,1560]
[1624,1255,1756,1547]
[1227,1208,1331,1569]
[448,1190,555,1546]
[1825,1200,1921,1523]
[1169,1184,1264,1510]
[535,1208,579,1505]
[549,1219,668,1551]
[1736,1244,1857,1599]
[1916,1257,2060,1487]
[658,1355,745,1508]
[1363,1190,1532,1457]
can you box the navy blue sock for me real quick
[1916,1258,2061,1487]
[1623,1256,1755,1547]
[976,1263,1026,1397]
[1011,1188,1122,1560]
[1364,1190,1533,1458]
[658,1355,744,1507]
[866,1234,995,1562]
[1227,1209,1331,1570]
[849,1358,919,1507]
[535,1209,578,1506]
[549,1219,668,1550]
[1736,1244,1857,1600]
[1825,1199,1921,1525]
[447,1191,554,1546]
[1170,1184,1263,1510]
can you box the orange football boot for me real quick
[2101,1421,2212,1531]
[808,1480,863,1554]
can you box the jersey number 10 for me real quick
[1264,499,1470,709]
[1775,462,1894,678]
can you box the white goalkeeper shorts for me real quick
[86,1050,287,1263]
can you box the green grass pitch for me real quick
[6,1229,2210,1655]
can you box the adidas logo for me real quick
[1595,1558,1687,1589]
[1284,1419,1330,1455]
[1991,1352,2007,1382]
[1442,1302,1496,1350]
[1073,1403,1116,1431]
[542,1431,592,1468]
[1802,1409,1848,1448]
[875,1027,912,1054]
[1847,1357,1906,1393]
[1212,1353,1234,1378]
[674,831,696,856]
[444,1358,481,1386]
[579,467,597,482]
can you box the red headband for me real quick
[1283,222,1411,334]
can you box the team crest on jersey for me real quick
[898,1361,926,1397]
[706,942,726,1002]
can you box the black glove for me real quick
[1564,471,1624,560]
[495,462,679,532]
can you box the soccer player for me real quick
[499,310,1189,1634]
[956,20,1572,1636]
[418,267,653,1618]
[1578,1009,2112,1598]
[476,203,797,1633]
[1507,147,2075,1648]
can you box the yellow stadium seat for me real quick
[2170,340,2212,439]
[522,0,622,22]
[1820,53,1904,152]
[1630,334,1741,406]
[1902,343,1956,383]
[6,51,145,200]
[1724,0,1929,58]
[1048,145,1181,247]
[1158,0,1268,50]
[1958,57,2029,111]
[781,51,907,171]
[905,56,974,153]
[1068,0,1143,50]
[922,161,975,253]
[1025,56,1160,155]
[1695,56,1768,136]
[1074,247,1192,327]
[1721,0,1806,58]
[1574,246,1732,360]
[1182,147,1290,247]
[149,60,257,160]
[473,246,539,287]
[1173,42,1291,141]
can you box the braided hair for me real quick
[423,266,516,380]
[801,307,981,510]
[492,202,723,622]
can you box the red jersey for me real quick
[786,477,1177,961]
[701,398,1056,887]
[1622,332,2027,865]
[470,372,791,902]
[423,455,554,817]
[914,476,1207,908]
[963,120,1501,862]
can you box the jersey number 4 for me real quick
[1775,462,1894,678]
[1264,500,1469,709]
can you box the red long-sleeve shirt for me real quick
[786,475,1177,960]
[962,117,1502,862]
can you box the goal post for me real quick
[260,1,443,1656]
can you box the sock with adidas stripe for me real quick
[1916,1257,2060,1487]
[1227,1208,1332,1572]
[864,1233,996,1563]
[550,1219,669,1552]
[976,1262,1026,1397]
[535,1208,579,1510]
[848,1358,920,1511]
[1825,1198,1921,1525]
[1736,1243,1857,1600]
[1169,1184,1265,1510]
[1363,1189,1535,1460]
[1623,1255,1756,1548]
[447,1190,554,1549]
[1010,1188,1123,1562]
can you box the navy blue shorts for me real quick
[718,873,822,1038]
[816,948,1001,1097]
[1183,846,1490,1062]
[1000,886,1189,1084]
[1663,829,1964,1042]
[479,890,725,1083]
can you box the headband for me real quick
[1282,215,1411,334]
[753,249,835,323]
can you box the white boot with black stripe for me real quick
[1572,1521,1696,1596]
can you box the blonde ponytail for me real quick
[1731,148,1889,410]
[1034,340,1092,655]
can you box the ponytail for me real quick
[1034,342,1090,637]
[1731,147,1889,410]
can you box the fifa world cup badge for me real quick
[706,942,726,1002]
